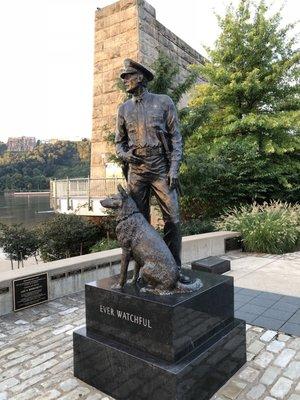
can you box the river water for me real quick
[0,194,55,260]
[0,194,54,228]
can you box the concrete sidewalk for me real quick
[224,251,300,297]
[223,251,300,336]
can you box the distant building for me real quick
[7,136,36,152]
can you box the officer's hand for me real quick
[125,149,143,165]
[168,172,178,190]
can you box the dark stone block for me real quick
[280,322,300,336]
[238,303,267,315]
[74,319,246,400]
[252,316,284,330]
[191,257,230,275]
[85,269,234,362]
[225,237,242,251]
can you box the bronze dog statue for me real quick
[100,185,202,295]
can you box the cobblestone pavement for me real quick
[0,292,299,400]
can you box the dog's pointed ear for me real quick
[117,184,128,199]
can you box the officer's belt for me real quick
[134,147,164,157]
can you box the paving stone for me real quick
[248,340,265,355]
[253,351,274,368]
[263,309,296,320]
[59,378,79,392]
[270,377,293,399]
[283,361,300,380]
[246,383,266,399]
[239,367,260,383]
[253,316,285,330]
[274,349,296,368]
[288,395,300,400]
[267,340,285,353]
[35,389,61,400]
[239,304,267,315]
[10,374,48,395]
[0,348,16,358]
[86,393,105,400]
[10,388,41,400]
[14,319,29,325]
[0,367,20,381]
[281,323,300,337]
[260,330,277,342]
[19,359,58,380]
[52,325,74,335]
[289,338,300,351]
[24,351,56,368]
[220,380,247,399]
[1,289,300,400]
[58,307,79,316]
[277,334,291,342]
[49,358,73,374]
[0,378,19,392]
[86,394,106,400]
[260,366,281,386]
[252,327,264,332]
[59,387,91,400]
[247,331,260,344]
[272,302,299,313]
[40,373,70,390]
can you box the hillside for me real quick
[0,139,91,192]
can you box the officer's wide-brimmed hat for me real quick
[120,59,154,82]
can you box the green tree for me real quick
[187,0,299,154]
[181,0,300,219]
[148,51,199,108]
[0,223,39,268]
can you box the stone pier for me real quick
[90,0,204,178]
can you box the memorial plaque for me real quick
[13,273,48,311]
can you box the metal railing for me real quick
[50,177,126,210]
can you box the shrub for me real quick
[37,214,102,261]
[90,238,119,253]
[181,219,215,236]
[0,223,39,267]
[215,201,300,254]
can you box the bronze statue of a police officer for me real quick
[115,59,190,284]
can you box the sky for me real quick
[0,0,298,143]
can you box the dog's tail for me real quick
[176,278,203,293]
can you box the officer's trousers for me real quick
[127,155,182,267]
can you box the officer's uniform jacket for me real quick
[115,90,182,175]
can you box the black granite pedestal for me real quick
[73,269,246,400]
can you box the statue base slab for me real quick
[74,319,246,400]
[73,269,246,399]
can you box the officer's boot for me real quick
[163,221,191,284]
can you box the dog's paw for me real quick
[111,283,124,290]
[128,277,138,285]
